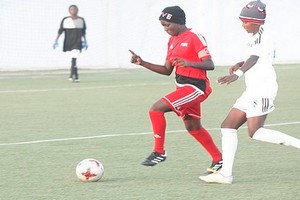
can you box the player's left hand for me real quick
[217,74,239,85]
[173,58,189,67]
[82,41,88,50]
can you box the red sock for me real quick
[189,128,222,162]
[149,111,166,154]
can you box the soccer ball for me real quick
[76,158,104,182]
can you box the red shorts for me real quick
[162,84,211,119]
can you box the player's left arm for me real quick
[173,33,215,70]
[81,18,88,49]
[173,57,215,70]
[82,19,87,42]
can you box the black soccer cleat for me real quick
[205,160,223,174]
[141,151,167,167]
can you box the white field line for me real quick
[0,83,169,93]
[0,121,299,146]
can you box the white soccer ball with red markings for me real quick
[76,158,104,182]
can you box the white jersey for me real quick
[243,26,278,98]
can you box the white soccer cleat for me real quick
[199,172,233,184]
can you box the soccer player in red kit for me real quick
[130,6,222,174]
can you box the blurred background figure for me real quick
[53,4,87,82]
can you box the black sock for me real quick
[71,58,79,79]
[70,58,77,79]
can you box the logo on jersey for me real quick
[180,42,188,47]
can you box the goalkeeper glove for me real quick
[82,41,88,50]
[53,41,58,49]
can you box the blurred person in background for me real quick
[53,5,87,83]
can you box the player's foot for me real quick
[199,172,233,184]
[74,79,80,83]
[141,151,167,167]
[68,77,73,82]
[205,160,223,174]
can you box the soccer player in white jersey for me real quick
[53,5,87,82]
[199,0,300,184]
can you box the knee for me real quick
[149,104,158,112]
[186,124,198,132]
[221,121,232,129]
[184,116,201,132]
[248,127,258,138]
[149,100,162,112]
[149,99,169,112]
[220,121,226,129]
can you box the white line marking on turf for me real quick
[0,121,299,146]
[0,83,169,93]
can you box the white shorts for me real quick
[65,49,80,61]
[233,91,275,118]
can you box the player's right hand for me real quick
[217,74,239,85]
[53,41,58,49]
[129,49,143,65]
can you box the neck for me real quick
[178,26,188,34]
[252,25,261,35]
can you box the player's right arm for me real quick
[129,50,174,76]
[53,33,61,49]
[53,18,66,49]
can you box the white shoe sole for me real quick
[199,173,233,184]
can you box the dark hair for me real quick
[69,5,78,11]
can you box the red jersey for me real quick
[166,29,211,91]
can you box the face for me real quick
[242,21,260,34]
[69,6,78,17]
[160,20,181,36]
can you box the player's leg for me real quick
[71,58,80,82]
[245,97,300,148]
[70,58,76,81]
[141,99,171,166]
[248,115,300,148]
[65,52,74,81]
[220,108,246,175]
[168,85,223,172]
[183,116,222,172]
[70,50,80,82]
[199,108,246,184]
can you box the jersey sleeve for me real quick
[58,17,67,34]
[76,17,87,36]
[193,33,211,61]
[247,33,275,62]
[165,39,173,62]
